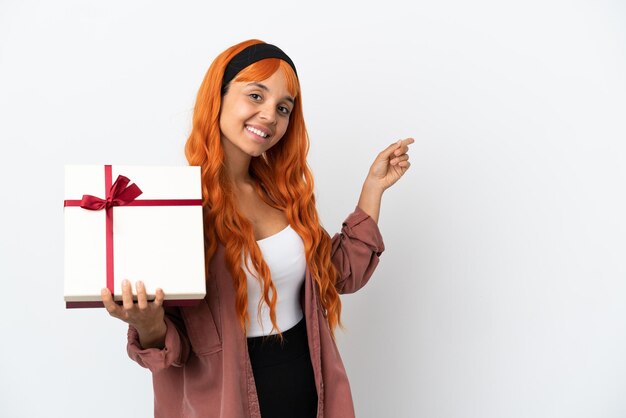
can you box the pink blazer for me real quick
[127,206,385,417]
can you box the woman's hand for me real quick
[366,137,415,191]
[101,279,166,349]
[356,137,415,223]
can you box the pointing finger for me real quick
[380,140,403,159]
[394,138,415,156]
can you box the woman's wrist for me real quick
[357,178,384,224]
[137,320,167,349]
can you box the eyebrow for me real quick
[247,82,295,105]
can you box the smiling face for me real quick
[219,69,295,161]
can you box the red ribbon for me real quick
[64,165,203,298]
[80,174,143,211]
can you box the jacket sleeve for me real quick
[126,306,191,373]
[331,205,385,294]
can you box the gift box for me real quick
[64,165,206,308]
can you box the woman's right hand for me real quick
[101,279,167,349]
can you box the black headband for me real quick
[221,43,298,91]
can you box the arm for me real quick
[331,205,385,294]
[331,137,414,294]
[357,178,384,224]
[126,306,191,373]
[102,281,191,373]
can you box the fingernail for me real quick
[122,279,129,286]
[137,280,143,286]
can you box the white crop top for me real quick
[242,224,307,337]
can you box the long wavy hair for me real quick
[185,39,342,339]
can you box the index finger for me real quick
[401,137,415,148]
[395,137,415,155]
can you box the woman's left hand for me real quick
[366,137,415,191]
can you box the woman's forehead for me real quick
[235,71,295,98]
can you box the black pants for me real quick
[247,317,318,418]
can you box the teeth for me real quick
[246,126,268,138]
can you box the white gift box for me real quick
[64,165,206,308]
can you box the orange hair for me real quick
[185,39,342,339]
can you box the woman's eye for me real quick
[278,106,291,115]
[249,93,262,100]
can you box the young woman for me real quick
[101,39,414,418]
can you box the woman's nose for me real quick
[258,103,277,124]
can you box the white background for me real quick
[1,1,625,417]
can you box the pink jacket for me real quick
[126,206,385,418]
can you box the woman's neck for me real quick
[221,138,254,186]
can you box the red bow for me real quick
[80,175,143,210]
